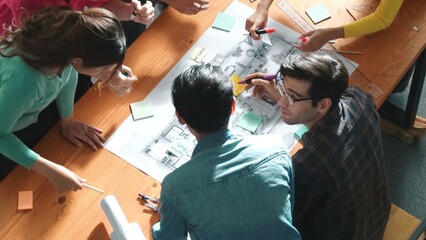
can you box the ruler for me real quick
[275,0,383,98]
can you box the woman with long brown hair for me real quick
[0,6,126,192]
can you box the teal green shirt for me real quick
[0,55,77,169]
[153,129,300,240]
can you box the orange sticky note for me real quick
[18,191,33,210]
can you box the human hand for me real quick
[163,0,210,15]
[245,8,269,40]
[32,156,87,193]
[131,0,155,24]
[244,72,281,101]
[295,27,343,52]
[60,117,105,150]
[107,65,138,96]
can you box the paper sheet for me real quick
[104,1,357,183]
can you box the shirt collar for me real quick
[192,129,234,157]
[301,101,343,144]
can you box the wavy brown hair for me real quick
[0,6,126,77]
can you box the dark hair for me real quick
[280,53,348,111]
[171,64,234,133]
[0,6,126,77]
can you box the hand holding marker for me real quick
[298,36,363,55]
[248,27,276,37]
[238,73,276,84]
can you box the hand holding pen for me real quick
[107,64,138,96]
[130,0,155,24]
[238,73,276,84]
[243,73,282,101]
[245,27,275,40]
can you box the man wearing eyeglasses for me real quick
[244,53,390,240]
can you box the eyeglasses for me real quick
[276,72,312,107]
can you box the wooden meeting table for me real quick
[0,0,424,239]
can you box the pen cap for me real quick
[264,28,275,33]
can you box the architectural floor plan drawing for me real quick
[210,33,300,78]
[104,1,356,182]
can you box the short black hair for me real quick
[171,64,234,133]
[280,53,349,111]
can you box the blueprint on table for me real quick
[104,1,356,182]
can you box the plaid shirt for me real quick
[293,86,390,239]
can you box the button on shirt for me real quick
[152,129,301,240]
[293,87,390,239]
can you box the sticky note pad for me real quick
[212,12,236,32]
[294,124,309,140]
[305,4,331,24]
[18,191,33,210]
[230,74,245,96]
[237,111,263,133]
[189,47,209,63]
[130,100,154,121]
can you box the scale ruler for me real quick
[275,0,383,99]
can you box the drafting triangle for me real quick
[351,1,379,15]
[244,36,254,46]
[351,1,418,31]
[392,5,419,31]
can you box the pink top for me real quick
[0,0,110,33]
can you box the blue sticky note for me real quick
[237,111,263,133]
[212,12,236,32]
[305,4,331,24]
[294,124,309,140]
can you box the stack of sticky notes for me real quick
[189,46,209,63]
[237,111,263,133]
[305,4,331,24]
[130,100,154,121]
[212,12,236,32]
[18,191,33,211]
[294,124,309,140]
[230,74,245,96]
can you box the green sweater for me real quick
[0,55,77,169]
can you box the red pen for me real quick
[249,27,276,36]
[255,28,275,35]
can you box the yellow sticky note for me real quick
[189,47,209,63]
[18,191,33,210]
[230,74,245,96]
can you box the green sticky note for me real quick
[294,124,309,140]
[130,100,153,121]
[212,12,236,32]
[305,4,331,24]
[237,111,263,133]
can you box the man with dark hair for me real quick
[247,53,391,239]
[152,64,301,240]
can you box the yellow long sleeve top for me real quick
[343,0,404,38]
